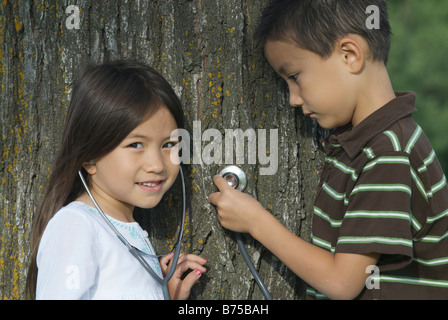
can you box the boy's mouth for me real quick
[304,112,317,119]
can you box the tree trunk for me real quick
[0,0,324,300]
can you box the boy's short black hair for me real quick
[255,0,391,65]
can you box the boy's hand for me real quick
[159,252,207,300]
[209,174,267,234]
[210,176,381,300]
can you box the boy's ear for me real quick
[82,160,97,175]
[337,35,366,74]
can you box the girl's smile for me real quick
[136,180,166,192]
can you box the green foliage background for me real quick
[388,0,448,173]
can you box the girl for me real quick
[26,60,206,300]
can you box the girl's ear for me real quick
[82,160,97,175]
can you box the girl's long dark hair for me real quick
[25,60,184,299]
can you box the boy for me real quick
[209,0,448,299]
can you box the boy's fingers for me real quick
[208,191,220,205]
[210,175,235,205]
[213,174,232,191]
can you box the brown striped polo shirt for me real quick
[307,92,448,300]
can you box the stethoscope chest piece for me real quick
[218,165,247,192]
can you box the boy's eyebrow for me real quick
[277,62,294,75]
[277,58,307,75]
[277,65,288,75]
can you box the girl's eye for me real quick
[128,142,143,149]
[163,141,178,148]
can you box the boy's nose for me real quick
[288,87,304,108]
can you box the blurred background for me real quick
[388,0,448,173]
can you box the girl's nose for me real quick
[143,151,164,173]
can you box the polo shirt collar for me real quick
[324,92,417,159]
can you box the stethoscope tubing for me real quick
[219,166,272,300]
[235,232,273,300]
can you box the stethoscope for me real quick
[78,164,272,300]
[78,166,186,300]
[218,166,273,300]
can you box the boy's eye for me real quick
[128,142,143,149]
[288,74,298,81]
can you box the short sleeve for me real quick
[36,208,100,299]
[336,152,414,271]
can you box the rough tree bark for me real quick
[0,0,324,300]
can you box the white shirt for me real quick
[36,201,164,300]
